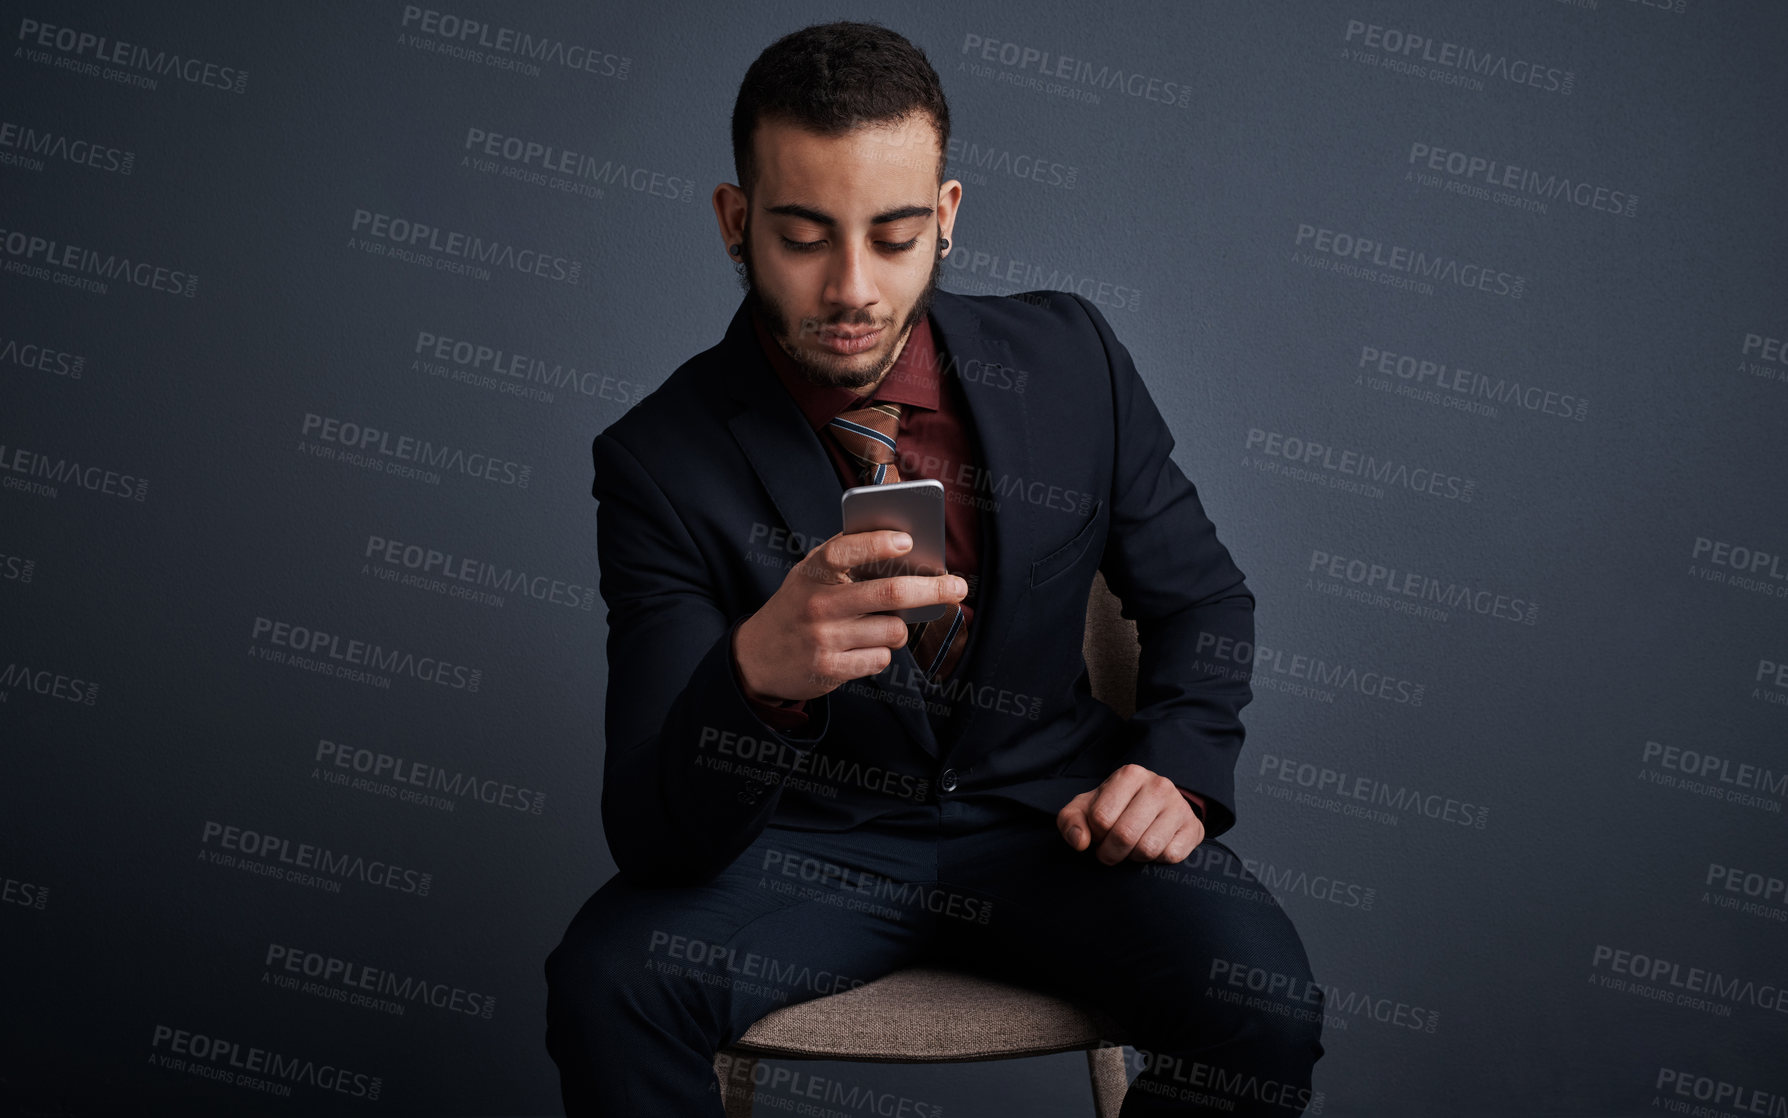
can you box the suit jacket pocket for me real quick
[1029,498,1104,588]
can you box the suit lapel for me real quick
[719,291,1036,763]
[922,293,1034,758]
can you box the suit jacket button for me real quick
[939,768,959,793]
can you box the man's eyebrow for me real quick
[763,203,934,227]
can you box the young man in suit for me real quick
[545,20,1324,1116]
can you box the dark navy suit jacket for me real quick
[590,288,1255,884]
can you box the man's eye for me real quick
[779,237,921,253]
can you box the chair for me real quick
[712,570,1141,1116]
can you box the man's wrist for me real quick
[739,670,798,707]
[730,621,803,707]
[1176,786,1208,824]
[730,620,775,703]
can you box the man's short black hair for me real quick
[731,20,951,199]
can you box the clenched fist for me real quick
[1057,764,1206,866]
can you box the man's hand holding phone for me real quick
[732,529,967,704]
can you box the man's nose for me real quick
[823,239,879,310]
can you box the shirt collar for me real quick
[751,302,941,433]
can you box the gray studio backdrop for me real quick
[4,1,1785,1115]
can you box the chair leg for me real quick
[717,1052,757,1118]
[1087,1045,1129,1118]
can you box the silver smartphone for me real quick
[840,478,947,623]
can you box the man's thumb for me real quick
[1060,806,1086,848]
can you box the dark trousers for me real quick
[544,794,1325,1116]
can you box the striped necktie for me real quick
[825,401,969,684]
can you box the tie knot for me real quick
[827,401,904,485]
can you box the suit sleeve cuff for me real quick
[1119,724,1237,838]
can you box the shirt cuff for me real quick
[1176,786,1208,824]
[747,694,810,731]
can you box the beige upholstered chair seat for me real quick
[729,964,1119,1062]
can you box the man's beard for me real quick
[738,218,945,391]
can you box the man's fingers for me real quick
[1095,793,1162,865]
[1159,817,1206,864]
[809,529,913,579]
[1085,765,1149,843]
[1126,808,1184,863]
[807,532,965,612]
[806,645,893,690]
[836,572,965,618]
[1061,765,1204,865]
[1057,793,1094,850]
[829,614,910,652]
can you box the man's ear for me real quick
[712,182,747,252]
[935,178,962,252]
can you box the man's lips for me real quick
[817,325,883,354]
